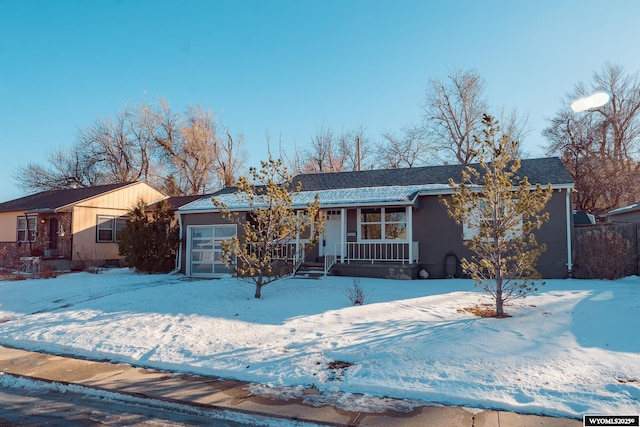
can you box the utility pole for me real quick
[356,136,361,171]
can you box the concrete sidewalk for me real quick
[0,346,581,426]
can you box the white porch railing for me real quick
[332,241,419,265]
[248,242,306,272]
[324,253,337,277]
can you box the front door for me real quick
[48,218,58,251]
[322,210,342,257]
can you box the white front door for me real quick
[322,210,342,256]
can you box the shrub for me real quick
[118,199,180,273]
[345,278,372,305]
[575,226,636,280]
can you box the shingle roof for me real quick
[603,201,640,217]
[0,183,136,213]
[292,157,574,192]
[146,195,207,212]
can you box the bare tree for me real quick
[15,98,246,196]
[152,101,246,195]
[544,64,640,215]
[79,106,155,184]
[13,145,101,193]
[13,105,153,193]
[338,127,375,171]
[287,126,373,174]
[376,124,430,169]
[218,124,246,187]
[423,68,488,164]
[423,68,529,164]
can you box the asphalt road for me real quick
[0,382,251,426]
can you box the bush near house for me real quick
[574,224,637,280]
[118,199,180,273]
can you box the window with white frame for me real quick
[17,216,37,242]
[96,216,128,242]
[359,207,407,240]
[463,200,522,241]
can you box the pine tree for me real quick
[213,158,324,299]
[442,115,552,316]
[118,199,180,273]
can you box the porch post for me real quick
[340,208,346,261]
[407,206,413,264]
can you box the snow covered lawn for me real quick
[0,269,638,419]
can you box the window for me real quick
[17,216,37,242]
[463,200,522,241]
[96,216,128,242]
[359,207,407,241]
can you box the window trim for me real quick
[17,216,37,243]
[96,215,128,243]
[357,206,408,242]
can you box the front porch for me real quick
[328,261,422,280]
[319,240,420,279]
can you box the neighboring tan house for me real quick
[0,182,166,270]
[176,157,575,280]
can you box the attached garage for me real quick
[186,224,236,277]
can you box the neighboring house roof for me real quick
[292,157,574,191]
[603,202,640,218]
[179,157,574,213]
[0,182,137,213]
[147,195,207,212]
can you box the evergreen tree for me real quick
[118,199,180,273]
[442,115,552,316]
[213,158,324,299]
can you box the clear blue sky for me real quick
[1,0,639,202]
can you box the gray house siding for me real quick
[413,195,467,279]
[412,190,571,279]
[605,210,640,223]
[535,190,572,278]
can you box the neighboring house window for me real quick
[463,200,522,241]
[96,216,128,242]
[17,216,37,242]
[359,207,407,240]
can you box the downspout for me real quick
[407,205,413,265]
[565,188,573,276]
[169,212,183,275]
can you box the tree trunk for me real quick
[254,275,263,299]
[495,276,504,317]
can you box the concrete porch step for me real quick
[295,262,327,278]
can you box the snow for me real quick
[0,269,639,419]
[0,373,311,426]
[180,185,451,211]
